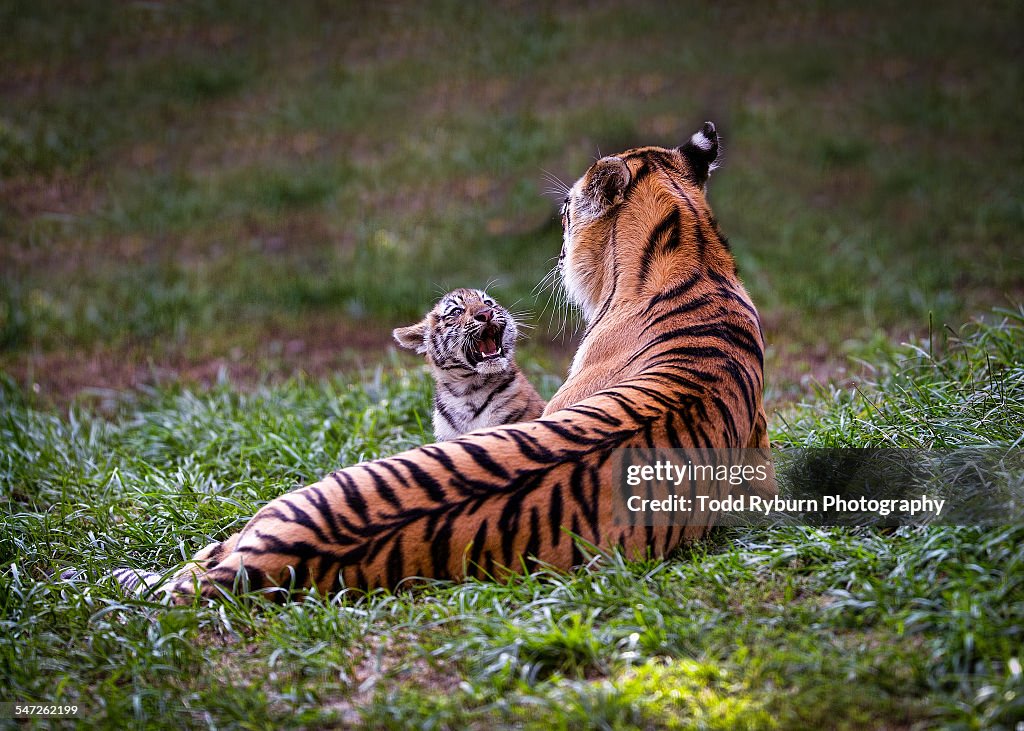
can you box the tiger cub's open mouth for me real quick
[467,323,504,366]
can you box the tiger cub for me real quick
[393,288,546,440]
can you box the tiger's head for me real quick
[558,121,725,322]
[393,288,519,378]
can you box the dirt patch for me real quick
[0,173,101,224]
[319,633,465,726]
[195,628,463,727]
[2,313,398,410]
[765,342,856,414]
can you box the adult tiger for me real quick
[133,122,773,602]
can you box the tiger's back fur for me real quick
[144,122,774,601]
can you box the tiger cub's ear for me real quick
[679,121,720,187]
[584,156,631,213]
[393,321,428,354]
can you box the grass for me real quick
[2,0,1023,727]
[1,310,1022,728]
[1,0,1022,401]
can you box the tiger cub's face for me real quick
[393,288,519,378]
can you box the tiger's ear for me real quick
[393,321,428,354]
[583,156,631,213]
[679,121,720,187]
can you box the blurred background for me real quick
[1,0,1021,406]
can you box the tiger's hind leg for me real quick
[169,532,241,579]
[160,532,249,600]
[162,547,292,605]
[164,481,357,603]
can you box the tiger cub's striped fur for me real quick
[393,288,546,440]
[104,121,774,602]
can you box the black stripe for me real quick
[631,321,764,366]
[393,457,448,502]
[663,409,683,448]
[569,462,600,538]
[523,506,541,566]
[420,444,458,473]
[434,395,460,430]
[639,293,714,335]
[472,372,517,418]
[643,271,703,314]
[246,531,328,561]
[386,534,404,587]
[432,511,460,580]
[708,393,739,443]
[505,428,558,461]
[566,403,624,427]
[330,472,370,524]
[376,460,411,490]
[207,541,227,565]
[625,160,652,192]
[499,496,522,565]
[262,501,331,544]
[636,208,681,290]
[362,463,403,510]
[303,485,349,545]
[457,441,510,479]
[468,519,488,574]
[649,154,712,260]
